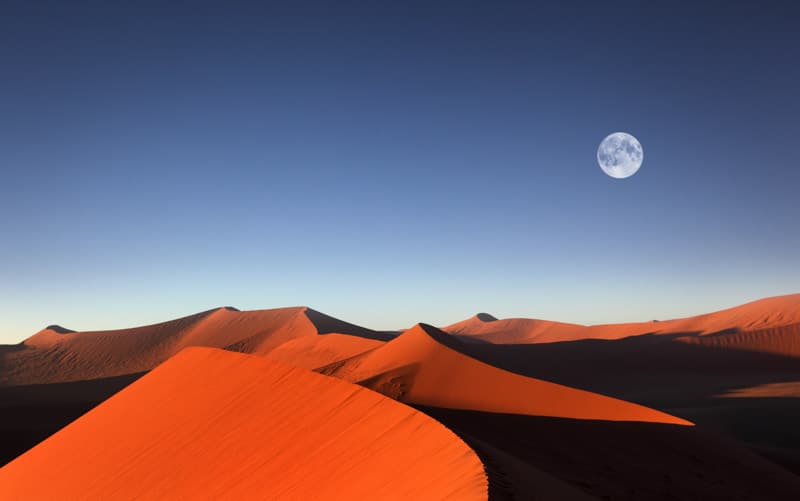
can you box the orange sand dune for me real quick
[445,313,584,343]
[444,293,800,345]
[319,323,691,425]
[264,333,384,370]
[442,302,800,473]
[1,307,387,385]
[0,348,487,500]
[675,322,800,358]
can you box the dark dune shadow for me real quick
[448,328,800,473]
[0,372,143,467]
[0,343,28,376]
[43,325,75,334]
[475,312,498,322]
[449,331,800,405]
[304,308,398,341]
[0,343,25,355]
[419,322,515,351]
[417,405,800,501]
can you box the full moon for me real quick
[597,132,643,179]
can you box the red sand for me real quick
[2,295,799,498]
[320,323,691,425]
[2,307,386,385]
[0,348,487,500]
[444,293,800,346]
[264,333,384,369]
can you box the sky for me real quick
[1,1,799,342]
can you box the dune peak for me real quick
[43,325,75,334]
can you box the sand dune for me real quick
[1,306,387,385]
[445,314,583,343]
[0,348,487,500]
[2,294,798,495]
[264,333,384,369]
[443,299,800,474]
[319,323,691,424]
[444,294,800,345]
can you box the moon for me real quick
[597,132,643,179]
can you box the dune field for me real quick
[1,294,799,499]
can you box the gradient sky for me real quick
[2,1,799,342]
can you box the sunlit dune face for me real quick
[0,348,487,500]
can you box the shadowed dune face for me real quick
[0,348,488,501]
[420,406,800,501]
[0,373,142,466]
[319,323,691,425]
[0,307,387,385]
[304,308,398,341]
[445,321,800,474]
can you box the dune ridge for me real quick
[1,295,799,498]
[319,323,691,425]
[444,293,800,345]
[0,348,487,500]
[1,307,387,385]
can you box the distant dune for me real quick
[445,314,584,343]
[3,306,390,385]
[438,294,800,475]
[444,294,800,347]
[0,348,487,500]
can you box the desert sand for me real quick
[319,323,690,424]
[1,294,799,499]
[439,294,800,476]
[3,306,389,385]
[0,348,487,500]
[444,293,800,346]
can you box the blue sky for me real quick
[2,1,799,342]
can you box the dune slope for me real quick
[0,348,487,500]
[319,323,691,425]
[0,307,386,385]
[444,294,800,346]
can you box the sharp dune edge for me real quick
[1,294,799,499]
[0,348,488,500]
[319,323,691,425]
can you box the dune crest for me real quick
[319,323,691,425]
[0,348,487,500]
